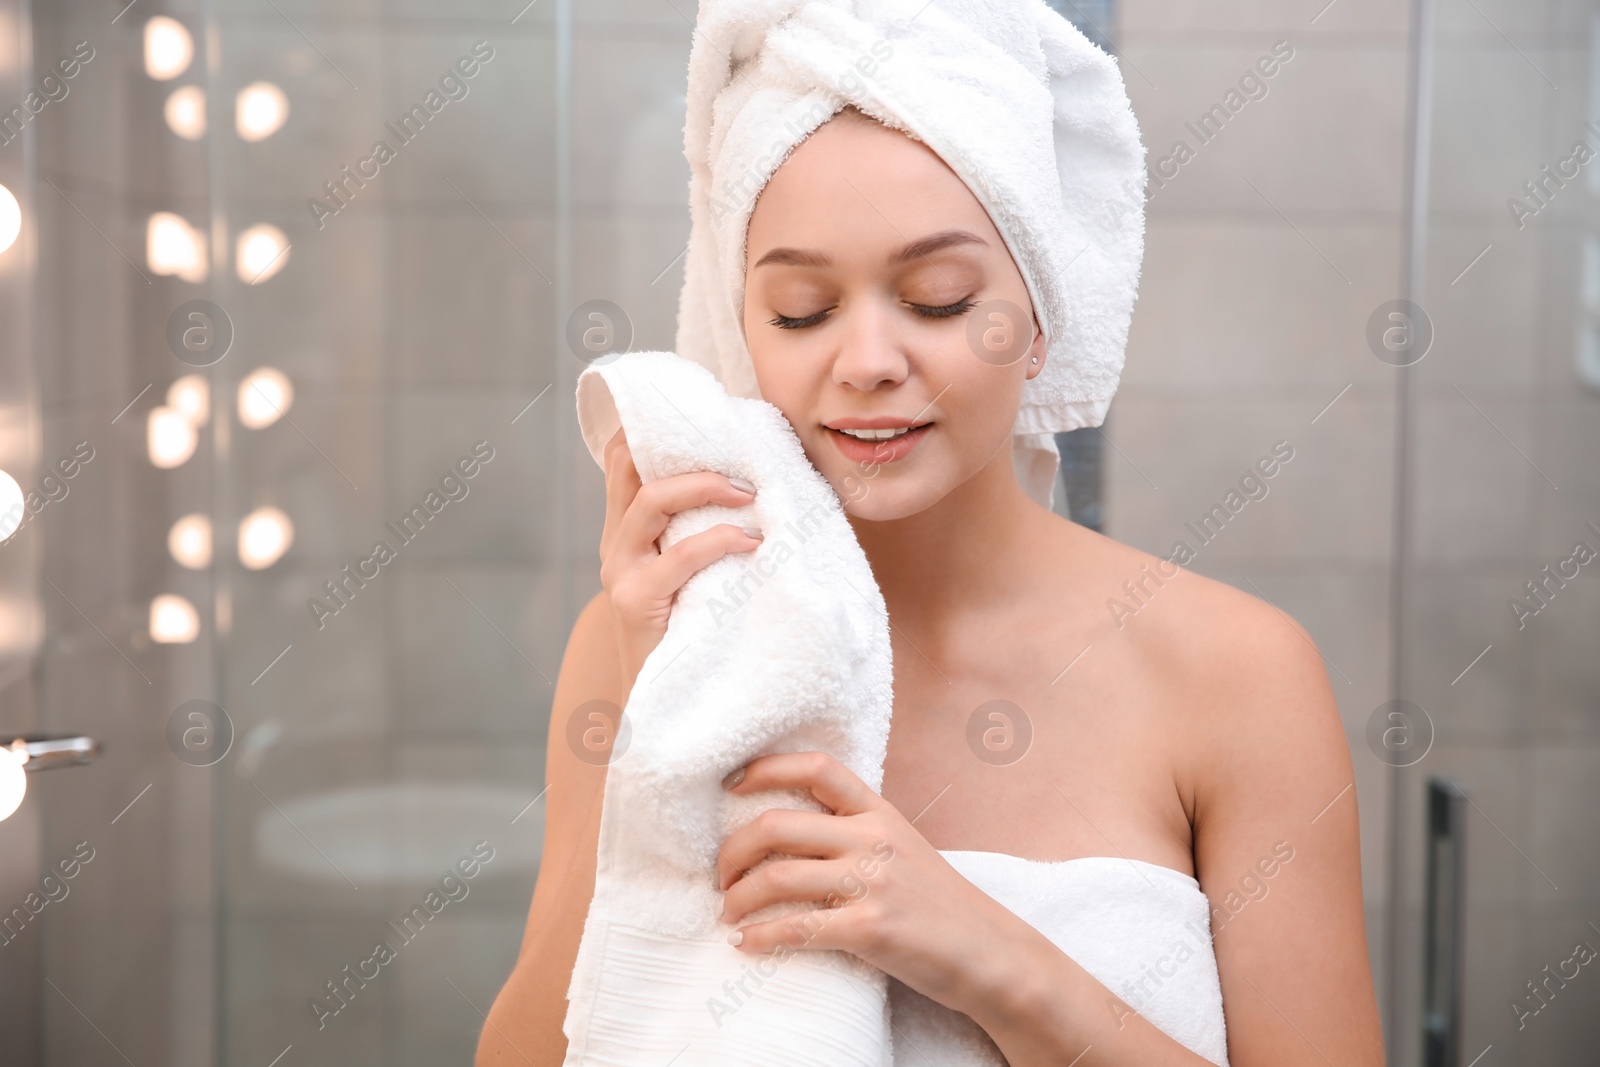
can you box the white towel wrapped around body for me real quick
[565,350,896,1066]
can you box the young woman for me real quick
[478,105,1384,1066]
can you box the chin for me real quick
[828,470,949,521]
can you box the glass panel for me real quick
[201,5,572,1065]
[1394,1,1600,1063]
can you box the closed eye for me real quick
[910,296,978,319]
[769,307,834,330]
[767,296,979,330]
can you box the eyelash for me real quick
[768,296,979,330]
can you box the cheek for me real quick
[747,341,811,427]
[939,354,1028,454]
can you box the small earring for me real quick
[1031,356,1039,364]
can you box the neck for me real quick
[847,439,1050,624]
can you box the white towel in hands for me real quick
[563,349,897,1066]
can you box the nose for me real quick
[830,298,909,393]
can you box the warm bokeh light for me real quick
[143,17,193,81]
[148,405,198,468]
[236,223,289,284]
[150,594,200,643]
[164,84,206,139]
[147,211,208,283]
[238,367,292,429]
[167,374,210,426]
[0,744,25,822]
[0,468,22,542]
[168,514,213,570]
[238,506,293,570]
[236,82,288,142]
[0,182,20,256]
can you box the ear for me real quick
[1024,316,1046,380]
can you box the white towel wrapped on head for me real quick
[675,0,1148,510]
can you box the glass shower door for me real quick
[200,4,565,1064]
[1389,0,1600,1063]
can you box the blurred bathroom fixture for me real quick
[149,593,200,644]
[0,742,25,821]
[255,783,542,884]
[146,211,208,282]
[164,84,206,140]
[0,181,20,255]
[0,468,22,541]
[238,506,293,570]
[234,719,283,778]
[167,373,210,426]
[1579,324,1600,393]
[235,222,289,283]
[168,514,213,570]
[238,367,292,429]
[0,737,100,823]
[143,16,193,81]
[236,81,288,142]
[1581,236,1600,394]
[148,405,199,468]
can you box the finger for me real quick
[641,523,762,599]
[716,809,856,891]
[599,430,641,560]
[729,897,875,957]
[726,751,880,820]
[613,472,757,562]
[720,856,863,926]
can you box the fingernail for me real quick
[727,929,743,947]
[729,477,756,494]
[741,525,763,540]
[721,766,745,790]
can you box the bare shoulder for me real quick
[1049,520,1382,1062]
[1047,518,1349,813]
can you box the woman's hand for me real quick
[715,751,1039,1018]
[715,752,1228,1066]
[598,429,763,697]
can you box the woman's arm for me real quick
[477,433,759,1065]
[476,590,620,1067]
[714,591,1385,1067]
[1184,600,1385,1066]
[715,749,1224,1065]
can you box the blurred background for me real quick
[0,0,1595,1064]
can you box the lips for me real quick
[827,423,932,465]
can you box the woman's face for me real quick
[742,108,1045,520]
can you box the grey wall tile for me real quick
[1104,395,1396,565]
[1125,221,1402,391]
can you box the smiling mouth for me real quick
[833,425,927,441]
[825,422,933,464]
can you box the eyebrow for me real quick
[751,228,987,270]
